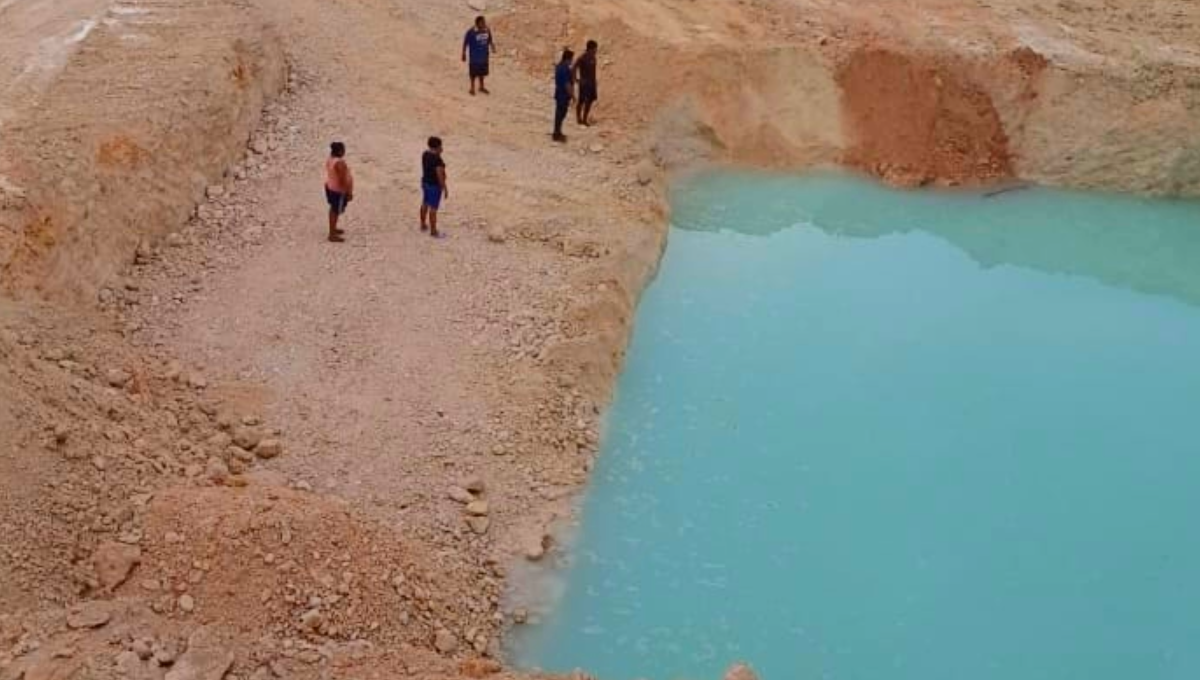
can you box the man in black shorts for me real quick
[573,40,599,126]
[462,16,496,96]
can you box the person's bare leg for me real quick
[429,208,439,237]
[479,76,489,94]
[469,76,476,95]
[576,99,584,125]
[582,101,594,126]
[420,203,429,231]
[328,209,344,242]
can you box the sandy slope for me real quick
[2,0,1199,679]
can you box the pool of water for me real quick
[513,173,1200,680]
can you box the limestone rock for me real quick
[486,225,507,243]
[466,0,486,11]
[300,608,324,631]
[466,501,489,517]
[433,629,458,654]
[466,516,490,535]
[463,476,486,494]
[94,541,141,591]
[448,487,474,504]
[205,185,224,199]
[66,601,112,629]
[106,368,132,388]
[205,457,229,484]
[254,439,282,459]
[232,427,261,450]
[178,594,195,613]
[165,628,233,680]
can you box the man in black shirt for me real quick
[573,40,599,126]
[420,137,448,238]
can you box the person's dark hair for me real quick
[475,15,485,26]
[586,40,598,51]
[428,136,443,150]
[561,48,574,62]
[330,142,346,158]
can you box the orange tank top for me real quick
[325,157,349,192]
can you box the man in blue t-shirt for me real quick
[552,48,575,143]
[462,16,496,96]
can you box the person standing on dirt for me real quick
[420,136,449,238]
[573,40,599,126]
[552,48,575,142]
[462,16,496,96]
[324,142,353,243]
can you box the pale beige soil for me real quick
[2,1,1199,679]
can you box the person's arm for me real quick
[437,166,448,199]
[489,30,497,53]
[462,31,469,61]
[335,160,353,200]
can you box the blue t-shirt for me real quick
[554,61,572,101]
[464,29,491,63]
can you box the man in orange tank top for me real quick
[324,142,354,242]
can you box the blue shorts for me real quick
[325,186,348,214]
[422,183,442,210]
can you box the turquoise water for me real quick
[514,173,1200,680]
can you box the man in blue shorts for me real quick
[420,137,448,238]
[462,16,496,96]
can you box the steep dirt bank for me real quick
[504,0,1200,193]
[0,0,285,301]
[2,1,1199,680]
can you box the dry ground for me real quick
[2,0,1199,679]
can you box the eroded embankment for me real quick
[0,0,285,301]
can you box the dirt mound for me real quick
[836,48,1014,187]
[0,0,284,301]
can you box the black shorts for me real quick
[469,61,489,78]
[325,186,348,215]
[579,81,598,104]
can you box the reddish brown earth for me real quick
[2,1,1199,680]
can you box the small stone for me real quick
[206,185,224,199]
[186,372,207,389]
[486,225,507,243]
[132,639,154,661]
[164,628,231,680]
[588,143,605,154]
[178,594,195,613]
[91,456,108,471]
[300,608,324,631]
[635,160,656,186]
[66,601,112,629]
[254,439,282,459]
[94,541,141,590]
[466,500,489,516]
[466,516,490,535]
[447,487,473,504]
[512,607,528,624]
[205,457,229,484]
[165,233,185,248]
[106,368,132,387]
[524,539,547,562]
[232,426,261,450]
[463,476,486,494]
[250,139,268,155]
[433,629,458,654]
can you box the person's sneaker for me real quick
[552,133,568,143]
[328,233,345,243]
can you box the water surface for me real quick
[516,173,1200,680]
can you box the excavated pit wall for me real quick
[0,0,286,301]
